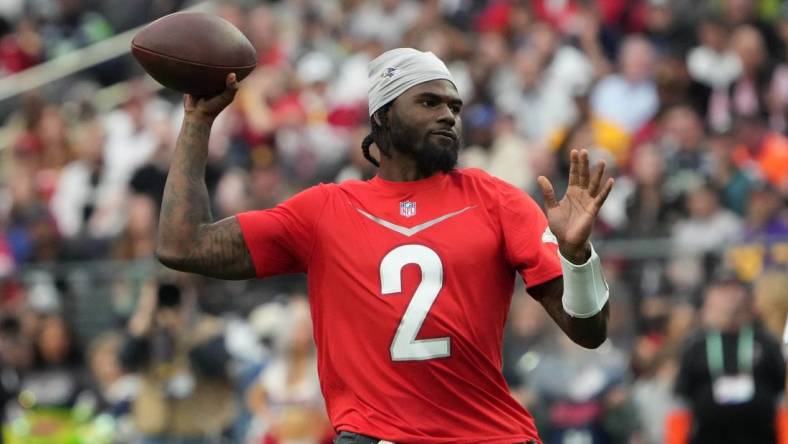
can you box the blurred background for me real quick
[0,0,787,443]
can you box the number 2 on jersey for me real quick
[380,244,450,361]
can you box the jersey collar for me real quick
[369,171,449,193]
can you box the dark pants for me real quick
[334,431,538,444]
[334,432,380,444]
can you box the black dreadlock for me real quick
[361,102,392,168]
[361,134,378,167]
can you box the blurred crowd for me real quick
[1,0,788,443]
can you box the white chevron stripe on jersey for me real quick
[355,205,475,237]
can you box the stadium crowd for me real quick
[1,0,788,443]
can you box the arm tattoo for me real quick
[157,117,255,279]
[187,217,255,279]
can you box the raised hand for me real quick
[537,149,614,264]
[184,73,239,121]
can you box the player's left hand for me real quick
[537,149,614,264]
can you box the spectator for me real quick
[128,141,171,212]
[120,279,235,444]
[334,127,379,183]
[728,182,788,282]
[85,331,138,420]
[657,105,709,200]
[501,289,551,404]
[669,183,743,293]
[731,115,788,192]
[671,183,742,256]
[22,314,86,410]
[687,15,742,131]
[496,22,594,145]
[618,144,672,239]
[459,111,539,192]
[5,177,60,264]
[15,103,72,174]
[752,271,788,341]
[641,0,695,57]
[0,233,13,282]
[0,315,33,431]
[705,131,755,216]
[520,330,636,444]
[349,0,420,48]
[50,118,124,240]
[591,36,659,136]
[631,349,680,444]
[246,5,287,68]
[246,297,329,444]
[674,275,785,444]
[38,0,113,60]
[725,26,788,130]
[111,194,157,261]
[0,18,43,75]
[102,81,172,186]
[721,0,786,61]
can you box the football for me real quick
[131,12,257,96]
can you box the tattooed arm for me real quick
[156,74,255,280]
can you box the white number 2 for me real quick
[380,244,450,361]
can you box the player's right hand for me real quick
[184,73,239,120]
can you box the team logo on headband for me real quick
[381,67,399,79]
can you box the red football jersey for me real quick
[237,168,562,444]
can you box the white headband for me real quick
[368,48,456,116]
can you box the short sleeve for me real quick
[496,179,562,288]
[236,184,329,278]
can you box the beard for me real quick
[386,111,460,178]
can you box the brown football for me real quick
[131,12,257,96]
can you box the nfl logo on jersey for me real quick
[400,201,416,218]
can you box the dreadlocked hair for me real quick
[361,103,392,168]
[361,134,379,167]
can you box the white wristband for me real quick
[560,243,609,318]
[781,316,788,359]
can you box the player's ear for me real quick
[373,102,394,127]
